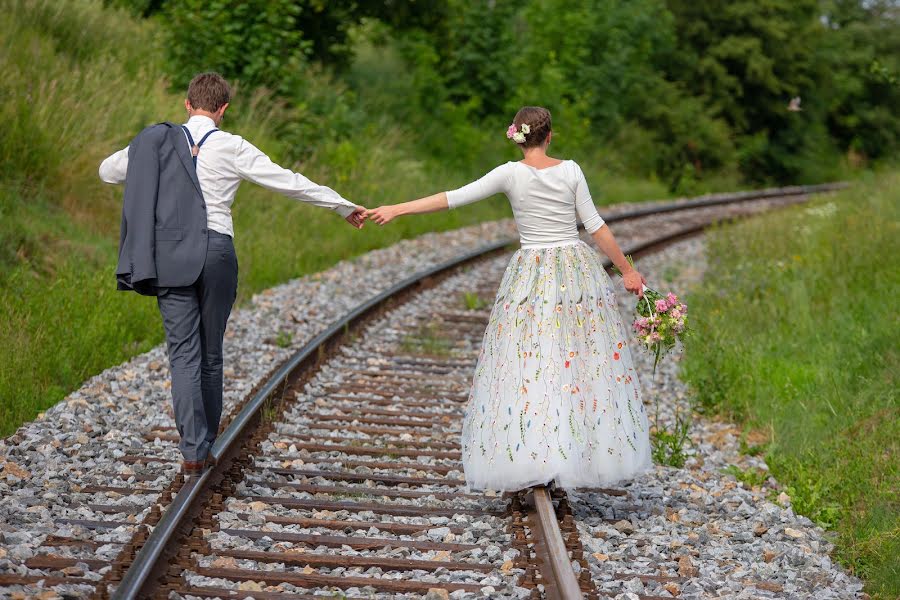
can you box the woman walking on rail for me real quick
[366,107,652,492]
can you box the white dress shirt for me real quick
[445,160,605,248]
[98,115,357,237]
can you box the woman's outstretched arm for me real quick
[366,192,448,225]
[367,163,511,225]
[591,224,646,297]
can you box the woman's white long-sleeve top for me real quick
[446,160,605,248]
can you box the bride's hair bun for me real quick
[511,106,552,148]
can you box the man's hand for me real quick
[366,205,402,226]
[345,206,367,229]
[622,269,647,298]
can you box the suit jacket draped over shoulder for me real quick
[116,122,210,295]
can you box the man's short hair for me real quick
[187,72,232,112]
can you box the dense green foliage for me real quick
[682,175,899,598]
[120,0,898,189]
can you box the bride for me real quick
[366,106,652,492]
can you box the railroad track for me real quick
[1,183,845,600]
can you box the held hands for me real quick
[343,204,402,229]
[343,204,403,229]
[345,205,367,229]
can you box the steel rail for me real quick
[531,486,584,600]
[599,182,846,222]
[110,181,845,600]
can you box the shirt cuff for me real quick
[582,212,605,234]
[335,203,357,219]
[445,189,462,209]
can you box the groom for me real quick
[99,72,366,475]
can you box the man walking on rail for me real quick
[99,72,367,476]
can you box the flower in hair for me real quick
[506,122,527,144]
[521,123,531,134]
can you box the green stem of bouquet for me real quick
[653,343,662,375]
[609,254,635,278]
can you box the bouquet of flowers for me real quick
[632,287,688,373]
[613,257,688,373]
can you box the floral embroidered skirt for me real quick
[461,240,652,492]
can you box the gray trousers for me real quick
[157,231,238,461]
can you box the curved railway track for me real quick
[1,183,845,600]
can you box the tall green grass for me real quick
[682,173,899,598]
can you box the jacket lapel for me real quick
[165,123,204,199]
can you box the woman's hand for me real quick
[622,269,646,298]
[590,225,646,297]
[366,205,403,225]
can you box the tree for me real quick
[817,0,900,161]
[165,0,310,93]
[665,0,826,181]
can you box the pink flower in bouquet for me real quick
[655,299,668,312]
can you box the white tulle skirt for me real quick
[461,240,652,492]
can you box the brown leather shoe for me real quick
[182,459,205,476]
[183,454,217,476]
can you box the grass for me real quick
[722,465,771,489]
[681,172,899,598]
[400,322,455,357]
[461,291,488,311]
[273,331,293,349]
[650,409,692,468]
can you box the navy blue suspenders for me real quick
[181,126,218,167]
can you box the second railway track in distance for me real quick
[6,184,844,600]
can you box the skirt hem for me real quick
[464,458,655,494]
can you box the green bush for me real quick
[164,0,310,94]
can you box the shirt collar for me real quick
[186,115,216,128]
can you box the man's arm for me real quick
[234,137,364,224]
[99,146,129,184]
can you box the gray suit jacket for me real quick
[116,122,210,295]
